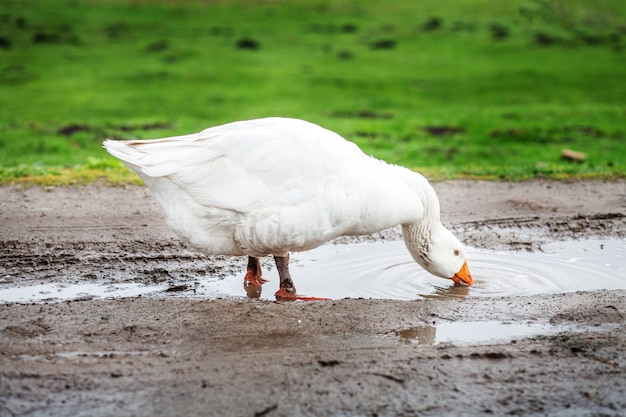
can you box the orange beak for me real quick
[451,261,474,286]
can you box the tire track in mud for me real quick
[0,239,245,289]
[451,212,626,251]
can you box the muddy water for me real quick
[395,321,559,345]
[1,239,624,304]
[209,238,626,300]
[0,282,162,304]
[212,239,626,300]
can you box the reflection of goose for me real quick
[103,117,473,300]
[421,282,472,299]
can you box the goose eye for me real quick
[453,250,460,256]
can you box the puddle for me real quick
[207,238,626,300]
[393,320,621,346]
[0,282,166,304]
[394,321,562,345]
[0,238,624,303]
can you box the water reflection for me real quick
[420,283,472,299]
[395,326,436,344]
[394,321,561,345]
[244,281,262,298]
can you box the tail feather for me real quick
[103,134,221,178]
[103,139,143,165]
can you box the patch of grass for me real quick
[0,158,140,186]
[1,0,625,185]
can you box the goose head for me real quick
[403,224,474,286]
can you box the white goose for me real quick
[103,117,473,300]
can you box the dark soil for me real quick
[1,180,625,417]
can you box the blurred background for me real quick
[0,0,624,183]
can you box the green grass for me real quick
[1,0,625,185]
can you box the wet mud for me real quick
[1,180,625,416]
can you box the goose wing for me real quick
[104,118,364,213]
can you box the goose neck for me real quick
[401,178,441,252]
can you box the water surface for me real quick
[210,238,626,300]
[1,238,624,303]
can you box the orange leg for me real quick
[243,256,269,286]
[273,254,330,301]
[243,256,268,298]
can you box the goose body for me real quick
[104,117,473,300]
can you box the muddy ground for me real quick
[1,180,625,417]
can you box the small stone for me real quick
[561,149,586,162]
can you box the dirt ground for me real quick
[1,180,625,417]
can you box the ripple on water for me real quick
[218,238,626,300]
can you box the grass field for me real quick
[0,0,624,184]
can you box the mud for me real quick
[1,180,625,416]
